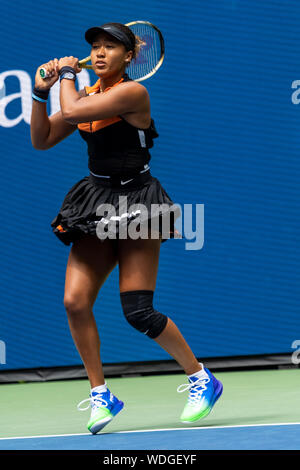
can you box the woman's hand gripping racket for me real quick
[39,21,165,82]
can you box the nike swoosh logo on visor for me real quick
[120,179,134,185]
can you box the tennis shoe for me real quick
[77,388,124,434]
[177,368,223,423]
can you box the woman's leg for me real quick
[117,237,202,376]
[64,235,118,388]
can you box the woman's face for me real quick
[91,33,133,77]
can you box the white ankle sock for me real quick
[188,363,208,379]
[91,383,107,394]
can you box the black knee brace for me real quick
[120,290,168,339]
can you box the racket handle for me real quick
[39,57,92,80]
[39,67,62,79]
[39,66,81,80]
[39,68,50,79]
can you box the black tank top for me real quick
[77,74,158,178]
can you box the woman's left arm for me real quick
[58,54,149,124]
[60,79,149,124]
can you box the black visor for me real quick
[85,23,134,51]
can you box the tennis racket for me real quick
[40,21,164,82]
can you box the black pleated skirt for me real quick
[51,171,181,246]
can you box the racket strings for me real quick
[127,23,163,81]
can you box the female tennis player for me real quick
[30,22,223,434]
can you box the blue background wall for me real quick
[0,0,299,370]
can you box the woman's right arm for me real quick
[30,58,85,150]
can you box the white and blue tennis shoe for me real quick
[177,367,223,422]
[77,386,124,434]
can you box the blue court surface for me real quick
[0,423,299,450]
